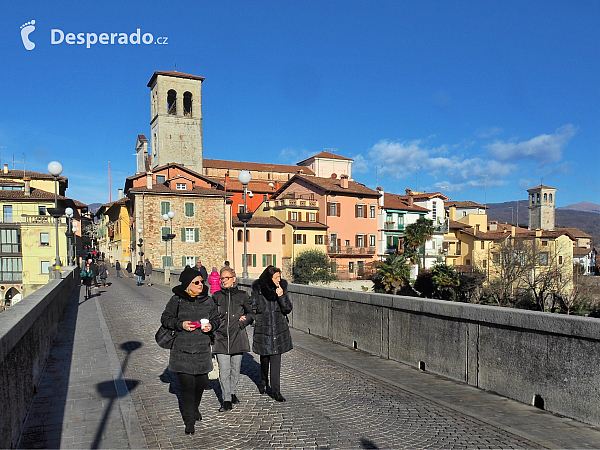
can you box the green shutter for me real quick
[252,254,256,267]
[185,202,194,217]
[195,228,199,242]
[262,254,267,267]
[182,256,186,266]
[161,201,170,215]
[161,226,169,238]
[181,227,186,241]
[273,254,276,266]
[242,254,245,267]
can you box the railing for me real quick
[21,215,66,225]
[328,246,377,255]
[268,198,318,208]
[384,222,405,231]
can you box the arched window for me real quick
[183,92,193,116]
[266,230,272,242]
[549,193,553,201]
[543,193,547,201]
[537,193,540,202]
[237,230,243,242]
[167,89,177,115]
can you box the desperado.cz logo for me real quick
[20,19,168,50]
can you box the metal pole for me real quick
[170,218,173,265]
[243,185,248,279]
[54,176,60,267]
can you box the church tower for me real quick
[527,184,556,230]
[147,71,204,173]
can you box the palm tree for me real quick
[373,254,410,294]
[404,217,435,269]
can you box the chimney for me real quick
[340,174,349,189]
[24,177,31,197]
[511,226,516,237]
[146,172,153,189]
[377,187,384,207]
[406,189,414,206]
[3,164,7,174]
[118,188,123,200]
[224,172,230,190]
[449,206,456,222]
[536,229,543,238]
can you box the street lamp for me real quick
[162,212,176,267]
[47,161,63,271]
[137,228,144,263]
[237,170,253,278]
[65,207,74,267]
[167,210,175,265]
[72,223,79,266]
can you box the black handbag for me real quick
[155,298,180,349]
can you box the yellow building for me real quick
[0,173,87,306]
[97,197,132,266]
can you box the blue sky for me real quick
[1,1,598,207]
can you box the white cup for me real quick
[200,319,209,327]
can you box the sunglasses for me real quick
[220,276,233,280]
[191,280,203,285]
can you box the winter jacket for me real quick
[193,264,209,283]
[89,262,99,276]
[144,262,153,276]
[134,264,144,276]
[98,264,108,279]
[115,262,121,271]
[160,285,220,374]
[126,262,132,273]
[80,268,94,285]
[251,278,293,356]
[208,271,221,294]
[213,286,254,355]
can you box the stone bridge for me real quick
[1,268,600,449]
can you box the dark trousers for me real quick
[260,354,282,393]
[177,372,208,424]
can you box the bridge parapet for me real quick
[0,269,77,449]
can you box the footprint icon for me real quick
[20,20,36,50]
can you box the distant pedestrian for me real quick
[98,261,108,287]
[89,259,99,288]
[160,266,220,435]
[224,261,230,268]
[126,261,132,278]
[193,259,208,283]
[135,261,144,286]
[252,265,293,402]
[213,267,254,411]
[115,260,122,278]
[145,259,153,286]
[208,267,221,294]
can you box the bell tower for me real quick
[527,184,556,230]
[147,71,204,173]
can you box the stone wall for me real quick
[0,269,77,449]
[236,280,600,428]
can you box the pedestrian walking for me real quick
[98,261,108,287]
[160,266,220,435]
[193,259,208,283]
[252,265,293,402]
[80,263,94,299]
[115,260,122,278]
[208,267,221,294]
[134,261,144,286]
[145,259,153,286]
[126,261,132,278]
[89,259,99,288]
[213,267,254,412]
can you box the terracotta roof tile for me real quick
[445,200,486,209]
[147,71,205,87]
[573,247,593,256]
[555,227,592,238]
[231,216,285,228]
[129,184,228,196]
[203,159,315,176]
[285,175,379,197]
[383,193,429,212]
[0,187,86,206]
[286,221,328,230]
[296,151,353,165]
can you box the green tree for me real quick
[430,263,460,301]
[404,217,435,269]
[293,250,335,284]
[372,254,411,295]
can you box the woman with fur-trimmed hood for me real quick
[251,265,293,402]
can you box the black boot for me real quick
[272,391,286,402]
[184,422,195,435]
[195,409,201,421]
[231,394,240,404]
[219,401,232,412]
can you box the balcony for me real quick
[269,198,318,208]
[328,246,376,255]
[384,222,404,231]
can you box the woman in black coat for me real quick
[212,267,254,412]
[251,265,293,402]
[161,266,220,435]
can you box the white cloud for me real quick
[485,124,577,165]
[351,154,369,174]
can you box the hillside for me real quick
[558,201,600,214]
[485,201,600,246]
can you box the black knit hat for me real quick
[179,266,202,288]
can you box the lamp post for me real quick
[72,223,79,266]
[137,228,144,264]
[48,161,63,271]
[237,171,253,278]
[167,210,175,265]
[162,212,176,267]
[65,207,74,267]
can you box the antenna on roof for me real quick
[174,61,177,71]
[323,148,338,153]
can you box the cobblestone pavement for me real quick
[99,278,546,449]
[19,275,600,449]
